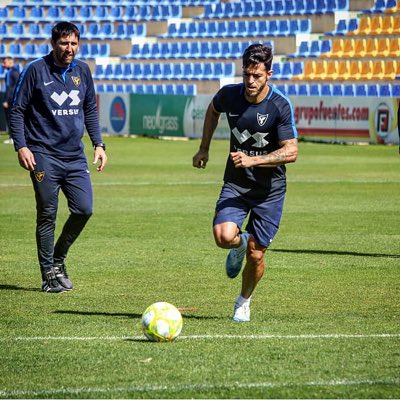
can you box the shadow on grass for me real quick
[0,284,41,292]
[54,310,221,320]
[271,249,399,258]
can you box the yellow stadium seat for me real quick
[359,60,374,80]
[372,60,385,80]
[370,15,383,34]
[382,60,398,80]
[364,38,378,58]
[376,37,390,57]
[381,15,394,34]
[353,38,367,58]
[312,60,329,80]
[324,60,339,80]
[336,60,351,81]
[341,38,355,58]
[388,37,400,57]
[392,16,400,34]
[346,60,362,80]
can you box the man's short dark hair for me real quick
[51,21,80,43]
[242,44,273,72]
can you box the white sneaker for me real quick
[232,301,250,322]
[3,138,13,144]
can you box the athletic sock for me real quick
[235,294,251,307]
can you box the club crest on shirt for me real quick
[257,113,269,126]
[71,76,81,87]
[34,171,45,182]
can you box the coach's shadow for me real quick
[0,284,41,292]
[54,310,220,320]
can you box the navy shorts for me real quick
[213,182,286,248]
[30,152,93,217]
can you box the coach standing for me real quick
[10,22,107,293]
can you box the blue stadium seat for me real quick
[332,84,343,96]
[392,84,400,97]
[367,84,378,96]
[309,84,320,95]
[273,0,285,15]
[123,64,133,79]
[379,84,391,97]
[275,84,287,94]
[309,40,321,57]
[30,6,44,21]
[281,62,293,80]
[298,84,309,96]
[344,84,355,96]
[9,6,26,21]
[321,83,333,95]
[320,39,332,56]
[287,84,298,96]
[305,0,317,13]
[165,84,175,95]
[289,41,309,57]
[355,84,367,96]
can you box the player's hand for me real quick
[93,147,107,172]
[17,147,36,171]
[230,151,254,168]
[192,149,208,169]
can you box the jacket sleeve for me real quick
[10,66,35,150]
[83,65,102,147]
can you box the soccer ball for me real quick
[141,302,183,342]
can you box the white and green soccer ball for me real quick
[142,302,183,342]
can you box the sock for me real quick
[235,294,251,306]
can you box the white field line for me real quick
[1,178,400,188]
[3,333,400,341]
[0,378,399,398]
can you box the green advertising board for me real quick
[129,93,192,137]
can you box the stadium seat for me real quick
[379,84,392,96]
[355,84,367,96]
[343,84,355,96]
[367,84,378,96]
[321,83,333,95]
[388,37,400,57]
[298,84,309,96]
[392,84,400,96]
[287,84,298,96]
[309,84,320,96]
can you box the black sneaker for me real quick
[53,262,74,291]
[42,268,66,293]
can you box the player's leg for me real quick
[233,184,286,322]
[53,157,93,289]
[30,153,65,293]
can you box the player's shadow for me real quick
[54,310,221,320]
[0,284,41,292]
[271,249,399,258]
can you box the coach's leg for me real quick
[53,158,93,265]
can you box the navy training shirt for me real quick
[213,83,298,191]
[10,52,102,159]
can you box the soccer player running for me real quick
[10,22,107,293]
[192,44,298,322]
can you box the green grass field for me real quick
[0,135,399,399]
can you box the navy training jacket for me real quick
[10,52,102,159]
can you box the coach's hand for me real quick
[193,149,208,169]
[17,147,36,171]
[93,147,107,172]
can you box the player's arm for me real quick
[231,138,298,168]
[192,101,221,169]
